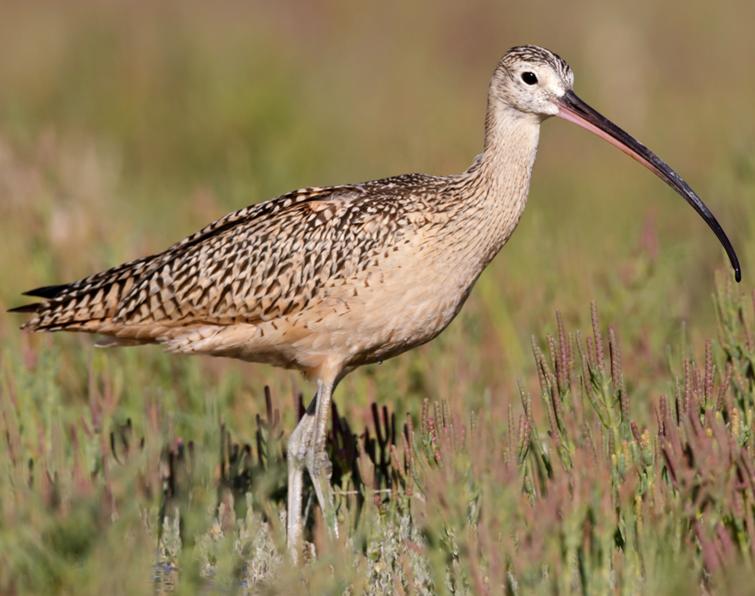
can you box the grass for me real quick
[4,291,755,593]
[1,1,755,593]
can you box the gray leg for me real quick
[286,399,316,562]
[305,379,339,539]
[286,379,339,562]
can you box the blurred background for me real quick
[0,0,753,415]
[1,0,754,591]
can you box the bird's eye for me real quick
[521,71,538,85]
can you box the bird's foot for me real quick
[306,447,339,539]
[286,413,316,563]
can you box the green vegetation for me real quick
[1,1,754,593]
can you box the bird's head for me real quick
[491,45,574,118]
[486,44,741,282]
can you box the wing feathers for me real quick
[9,180,409,340]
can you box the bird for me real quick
[9,45,741,561]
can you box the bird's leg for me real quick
[286,379,338,562]
[286,396,317,562]
[305,379,339,539]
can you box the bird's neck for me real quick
[457,101,542,267]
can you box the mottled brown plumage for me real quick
[16,161,533,374]
[10,44,739,561]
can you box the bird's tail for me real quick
[8,255,157,332]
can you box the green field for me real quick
[1,1,754,593]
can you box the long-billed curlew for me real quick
[10,45,741,560]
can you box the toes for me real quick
[306,449,332,479]
[287,416,316,464]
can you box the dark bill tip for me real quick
[556,90,741,283]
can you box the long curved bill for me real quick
[557,90,741,282]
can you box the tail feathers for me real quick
[17,284,121,331]
[10,254,160,332]
[7,303,44,314]
[22,284,72,299]
[8,284,73,315]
